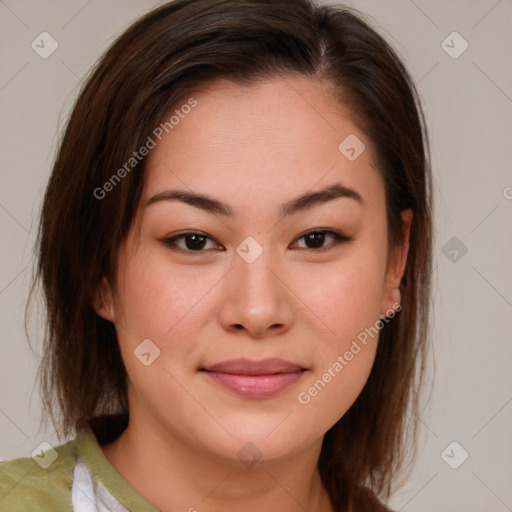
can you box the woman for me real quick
[0,0,433,510]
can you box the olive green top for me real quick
[0,421,159,512]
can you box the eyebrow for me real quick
[145,183,365,217]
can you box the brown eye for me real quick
[162,229,352,255]
[291,230,353,251]
[162,232,221,253]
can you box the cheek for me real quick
[292,241,387,420]
[294,248,387,348]
[294,270,384,430]
[112,253,204,406]
[112,247,225,388]
[114,247,208,339]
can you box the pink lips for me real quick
[201,358,305,399]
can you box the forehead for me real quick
[141,76,383,218]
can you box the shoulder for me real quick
[0,438,77,511]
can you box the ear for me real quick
[380,209,413,317]
[92,275,115,322]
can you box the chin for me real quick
[194,417,317,468]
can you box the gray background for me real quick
[1,1,511,511]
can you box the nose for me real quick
[217,245,295,339]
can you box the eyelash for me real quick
[161,229,353,255]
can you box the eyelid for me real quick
[289,229,353,251]
[161,230,223,254]
[161,229,353,254]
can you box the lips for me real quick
[202,357,304,375]
[200,358,306,399]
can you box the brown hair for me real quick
[26,1,433,510]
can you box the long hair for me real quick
[26,1,433,510]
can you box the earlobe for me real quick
[92,275,115,322]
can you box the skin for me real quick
[94,75,412,512]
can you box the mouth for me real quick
[200,358,307,399]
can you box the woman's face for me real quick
[95,76,411,465]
